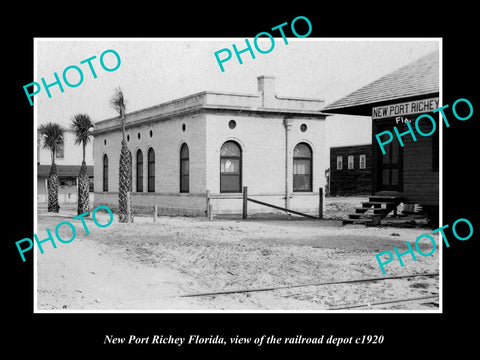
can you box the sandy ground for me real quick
[36,197,440,311]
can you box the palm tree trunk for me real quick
[47,162,60,212]
[77,161,90,215]
[113,94,131,223]
[118,138,132,222]
[77,142,89,215]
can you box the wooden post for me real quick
[319,187,323,219]
[126,191,131,223]
[206,190,210,218]
[242,186,248,219]
[208,204,213,221]
[153,205,157,222]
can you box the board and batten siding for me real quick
[401,115,439,206]
[371,115,439,206]
[329,144,372,196]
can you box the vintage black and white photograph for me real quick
[33,38,441,312]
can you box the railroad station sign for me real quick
[372,97,439,119]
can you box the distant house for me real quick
[329,144,372,196]
[323,50,439,222]
[37,130,94,204]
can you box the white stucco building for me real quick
[93,75,328,216]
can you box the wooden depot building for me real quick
[322,51,440,224]
[329,144,372,196]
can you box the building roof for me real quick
[38,164,94,178]
[322,50,439,116]
[93,76,328,135]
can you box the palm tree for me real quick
[38,122,65,213]
[70,113,94,216]
[110,87,132,222]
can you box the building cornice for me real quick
[93,105,328,136]
[93,85,327,136]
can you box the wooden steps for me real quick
[343,195,402,226]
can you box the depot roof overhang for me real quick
[322,92,440,117]
[321,50,440,117]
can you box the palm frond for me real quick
[110,87,127,118]
[70,113,94,146]
[38,122,66,152]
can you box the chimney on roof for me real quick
[257,75,276,108]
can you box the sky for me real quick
[34,38,440,147]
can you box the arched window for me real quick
[148,148,155,192]
[220,141,242,193]
[136,149,143,192]
[180,143,189,193]
[293,143,312,192]
[102,154,108,192]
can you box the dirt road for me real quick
[36,202,440,311]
